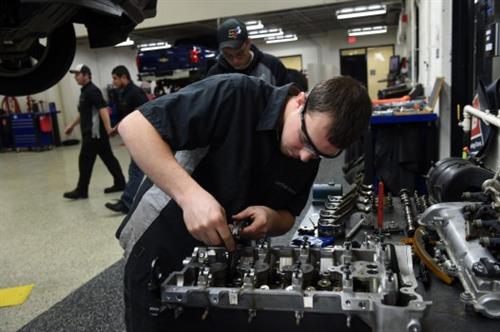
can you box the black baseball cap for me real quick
[217,18,248,50]
[69,64,91,75]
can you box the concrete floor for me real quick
[0,139,129,332]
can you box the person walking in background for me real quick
[63,64,126,199]
[105,65,149,214]
[207,18,290,86]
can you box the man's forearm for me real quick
[118,110,203,206]
[99,107,112,132]
[69,114,80,129]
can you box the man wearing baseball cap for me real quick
[63,64,126,199]
[207,18,290,86]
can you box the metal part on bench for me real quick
[316,182,372,238]
[400,189,417,237]
[161,241,430,331]
[420,202,500,318]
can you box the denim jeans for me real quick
[121,159,144,209]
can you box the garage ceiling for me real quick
[127,0,403,47]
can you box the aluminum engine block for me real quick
[161,241,430,332]
[420,202,500,319]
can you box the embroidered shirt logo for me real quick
[274,181,297,195]
[228,26,242,40]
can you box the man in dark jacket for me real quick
[105,65,149,214]
[63,64,126,199]
[118,74,372,331]
[207,18,289,86]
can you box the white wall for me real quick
[6,0,403,140]
[75,0,354,37]
[9,19,400,140]
[417,0,453,159]
[257,27,399,87]
[54,27,399,137]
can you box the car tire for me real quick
[0,23,76,96]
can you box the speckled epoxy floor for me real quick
[0,139,130,332]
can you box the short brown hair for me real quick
[307,76,372,149]
[112,65,131,81]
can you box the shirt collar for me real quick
[80,81,92,91]
[256,83,300,131]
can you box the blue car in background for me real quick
[137,44,217,84]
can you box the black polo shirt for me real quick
[78,81,107,140]
[142,74,319,214]
[120,74,320,255]
[117,82,148,120]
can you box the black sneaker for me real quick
[105,200,129,214]
[63,189,88,199]
[104,183,126,194]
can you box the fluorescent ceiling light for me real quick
[348,26,387,36]
[248,28,284,39]
[115,37,134,47]
[265,34,298,44]
[138,42,171,51]
[336,4,386,19]
[245,20,264,31]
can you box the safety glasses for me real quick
[300,97,343,159]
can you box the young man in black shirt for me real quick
[105,65,149,214]
[117,74,372,331]
[207,18,289,86]
[63,64,126,199]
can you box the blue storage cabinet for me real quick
[10,113,53,150]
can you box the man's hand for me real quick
[64,114,80,136]
[64,124,73,136]
[233,206,278,240]
[107,126,118,137]
[99,107,114,137]
[181,189,235,251]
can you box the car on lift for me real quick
[136,36,218,85]
[0,0,157,96]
